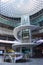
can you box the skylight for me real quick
[0,0,43,17]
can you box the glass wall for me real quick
[20,15,31,43]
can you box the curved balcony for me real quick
[0,17,21,27]
[30,14,43,25]
[0,17,14,27]
[0,14,43,28]
[13,25,38,42]
[0,27,13,35]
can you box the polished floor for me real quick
[0,58,43,65]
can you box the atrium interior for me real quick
[0,0,43,64]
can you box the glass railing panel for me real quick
[0,17,14,27]
[15,23,21,27]
[30,15,43,25]
[0,17,21,27]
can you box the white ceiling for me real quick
[0,0,43,17]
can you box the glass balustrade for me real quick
[0,14,43,28]
[30,15,43,25]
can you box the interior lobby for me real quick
[0,0,43,65]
